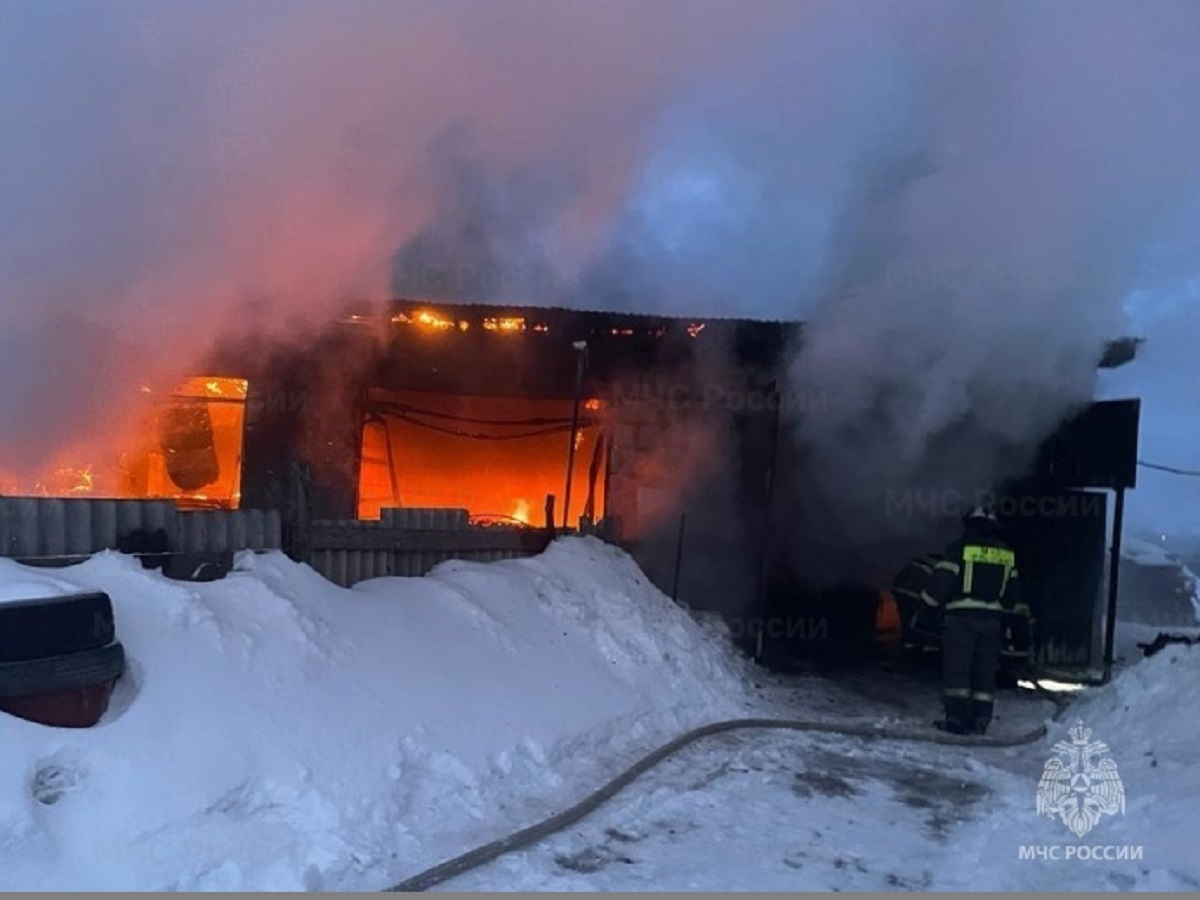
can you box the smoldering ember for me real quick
[0,0,1198,892]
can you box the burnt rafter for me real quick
[353,299,798,398]
[345,299,1137,396]
[217,296,1141,523]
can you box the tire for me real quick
[0,592,115,663]
[0,642,125,699]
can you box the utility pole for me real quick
[562,340,588,530]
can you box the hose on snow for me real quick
[385,683,1073,892]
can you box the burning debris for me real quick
[0,377,248,510]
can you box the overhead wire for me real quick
[1138,459,1200,477]
[362,400,601,442]
[364,398,597,429]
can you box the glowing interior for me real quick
[0,376,248,508]
[357,390,606,525]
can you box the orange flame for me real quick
[393,309,455,331]
[511,498,531,523]
[483,316,526,333]
[0,376,249,509]
[357,391,606,525]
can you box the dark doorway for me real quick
[999,487,1108,678]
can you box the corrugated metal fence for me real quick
[0,497,281,561]
[306,507,554,587]
[0,498,553,587]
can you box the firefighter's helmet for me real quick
[964,502,998,525]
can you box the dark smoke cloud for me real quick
[2,0,1198,568]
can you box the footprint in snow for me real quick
[32,758,87,806]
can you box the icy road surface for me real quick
[442,725,1009,891]
[441,665,1199,892]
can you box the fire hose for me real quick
[384,681,1073,892]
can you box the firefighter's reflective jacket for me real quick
[891,554,943,640]
[927,535,1021,615]
[892,554,937,605]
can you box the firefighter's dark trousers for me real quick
[941,609,1003,733]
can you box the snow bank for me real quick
[935,640,1200,891]
[0,537,751,891]
[0,564,80,603]
[1070,643,1198,763]
[1121,534,1182,568]
[1032,643,1200,888]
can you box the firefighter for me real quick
[890,553,943,650]
[928,504,1022,735]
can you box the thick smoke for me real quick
[783,1,1200,579]
[2,0,1198,571]
[0,0,796,472]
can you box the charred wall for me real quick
[205,322,387,523]
[204,301,796,592]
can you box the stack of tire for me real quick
[0,592,125,728]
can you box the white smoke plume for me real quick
[781,0,1200,578]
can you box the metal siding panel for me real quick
[246,509,265,549]
[11,498,39,557]
[336,550,348,587]
[265,510,282,548]
[91,501,118,552]
[178,512,198,553]
[0,499,12,557]
[115,502,143,547]
[189,512,209,554]
[228,511,248,551]
[313,550,329,584]
[38,499,65,557]
[64,500,92,556]
[144,501,171,535]
[208,513,229,554]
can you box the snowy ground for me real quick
[0,535,1196,891]
[0,538,752,891]
[443,635,1200,892]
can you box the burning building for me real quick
[209,299,1141,680]
[209,299,793,545]
[0,377,249,510]
[0,297,1141,682]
